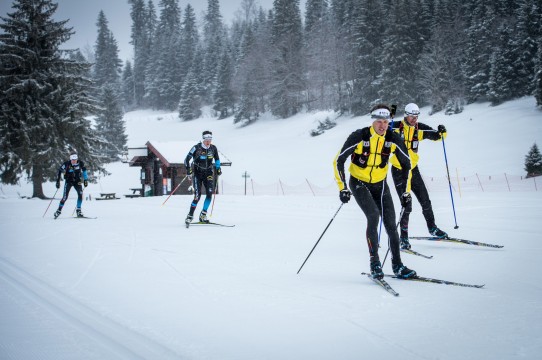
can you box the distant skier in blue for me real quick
[54,152,88,219]
[184,131,221,225]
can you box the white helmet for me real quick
[404,103,420,116]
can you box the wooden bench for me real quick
[124,188,143,198]
[96,192,120,200]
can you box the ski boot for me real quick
[370,260,384,280]
[76,209,84,218]
[54,209,61,219]
[185,214,193,227]
[429,226,448,239]
[400,237,411,250]
[392,263,416,279]
[199,211,209,223]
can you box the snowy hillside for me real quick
[1,98,542,360]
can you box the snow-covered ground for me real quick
[1,97,542,359]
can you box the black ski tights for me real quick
[349,177,402,266]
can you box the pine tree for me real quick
[0,0,107,198]
[202,0,225,104]
[534,35,542,107]
[179,4,199,86]
[122,60,136,109]
[213,46,235,119]
[378,0,419,106]
[269,0,304,118]
[304,0,337,111]
[525,143,542,178]
[465,0,497,102]
[145,0,182,110]
[128,0,149,106]
[93,11,122,91]
[95,85,127,161]
[232,10,273,125]
[178,47,204,120]
[351,0,384,114]
[488,22,515,106]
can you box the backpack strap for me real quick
[378,130,393,168]
[351,128,372,168]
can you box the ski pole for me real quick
[297,203,343,274]
[382,207,404,267]
[161,175,187,206]
[441,136,459,229]
[43,188,59,217]
[209,174,220,218]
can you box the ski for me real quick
[189,221,235,227]
[384,274,484,288]
[75,216,97,219]
[401,248,433,259]
[361,273,399,297]
[409,236,503,248]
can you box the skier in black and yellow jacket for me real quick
[390,103,448,250]
[333,104,416,280]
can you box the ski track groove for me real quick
[0,257,185,360]
[70,247,104,291]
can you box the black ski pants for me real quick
[391,166,436,237]
[58,181,83,210]
[188,171,215,216]
[349,176,403,266]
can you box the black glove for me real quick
[438,124,446,134]
[400,192,412,209]
[84,180,88,187]
[55,180,60,189]
[216,167,222,176]
[339,189,351,203]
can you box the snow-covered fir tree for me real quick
[525,143,542,178]
[95,85,127,161]
[269,0,304,118]
[213,45,235,119]
[178,47,204,121]
[535,35,542,107]
[128,0,146,107]
[464,0,497,102]
[179,4,199,87]
[378,0,419,107]
[350,0,384,114]
[202,0,225,104]
[232,10,273,125]
[93,11,122,91]
[122,60,136,110]
[145,0,182,110]
[304,0,337,111]
[0,0,107,198]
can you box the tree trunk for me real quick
[32,164,46,199]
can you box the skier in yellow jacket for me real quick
[390,103,448,250]
[333,104,416,280]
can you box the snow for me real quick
[1,97,542,359]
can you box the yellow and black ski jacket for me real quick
[334,126,412,193]
[390,119,447,170]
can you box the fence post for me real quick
[456,168,462,198]
[534,176,538,191]
[279,179,285,195]
[504,173,511,192]
[306,179,316,196]
[476,173,484,192]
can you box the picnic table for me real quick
[96,192,120,200]
[125,188,143,198]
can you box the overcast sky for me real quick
[1,0,307,62]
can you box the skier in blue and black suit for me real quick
[54,152,88,219]
[184,131,221,225]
